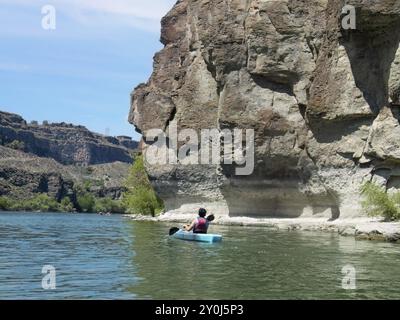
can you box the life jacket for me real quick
[193,217,208,234]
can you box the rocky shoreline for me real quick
[125,211,400,244]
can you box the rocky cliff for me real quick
[0,111,138,165]
[0,145,130,201]
[0,111,138,203]
[129,0,400,219]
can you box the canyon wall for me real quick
[0,111,138,202]
[0,145,130,201]
[0,111,138,165]
[129,0,400,219]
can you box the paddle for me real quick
[207,214,215,222]
[169,227,180,236]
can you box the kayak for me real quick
[172,230,222,243]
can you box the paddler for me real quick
[183,208,210,234]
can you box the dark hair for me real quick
[207,214,215,222]
[198,208,207,217]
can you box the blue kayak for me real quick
[172,230,222,243]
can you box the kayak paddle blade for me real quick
[169,227,180,236]
[207,214,215,222]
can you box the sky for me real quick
[0,0,176,140]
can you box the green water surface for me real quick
[0,212,399,299]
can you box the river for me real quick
[0,212,399,299]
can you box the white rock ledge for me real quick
[124,213,400,243]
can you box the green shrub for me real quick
[112,200,126,214]
[83,180,92,191]
[122,155,164,216]
[1,191,131,214]
[0,193,126,214]
[6,140,25,151]
[1,194,62,212]
[94,197,110,213]
[5,198,22,211]
[0,196,11,210]
[94,197,125,214]
[123,186,163,216]
[60,197,74,212]
[360,181,400,221]
[77,193,95,213]
[26,194,61,212]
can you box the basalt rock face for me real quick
[129,0,400,218]
[0,146,72,201]
[0,111,138,165]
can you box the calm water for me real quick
[0,212,399,299]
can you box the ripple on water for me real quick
[0,213,400,299]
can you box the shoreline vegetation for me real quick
[0,155,164,215]
[361,181,400,221]
[0,191,126,214]
[0,171,400,229]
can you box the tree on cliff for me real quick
[122,155,164,216]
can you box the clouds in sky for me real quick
[0,0,177,138]
[66,0,174,20]
[0,0,176,32]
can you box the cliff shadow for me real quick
[220,177,340,219]
[306,116,374,144]
[341,16,400,114]
[250,74,295,96]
